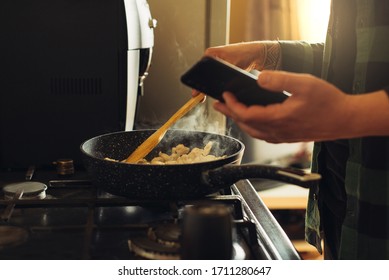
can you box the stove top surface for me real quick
[0,166,300,260]
[0,167,268,260]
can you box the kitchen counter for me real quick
[250,179,309,210]
[258,184,309,209]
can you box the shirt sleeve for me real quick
[278,41,324,77]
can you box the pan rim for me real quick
[80,129,245,166]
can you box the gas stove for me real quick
[0,166,300,260]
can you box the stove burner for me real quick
[148,222,181,247]
[128,220,180,260]
[3,181,47,200]
[128,238,180,260]
[0,226,29,249]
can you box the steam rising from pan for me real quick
[172,102,224,134]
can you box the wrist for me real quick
[258,41,282,70]
[244,41,281,71]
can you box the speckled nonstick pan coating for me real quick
[80,130,320,200]
[80,130,244,200]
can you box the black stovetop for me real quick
[0,167,300,260]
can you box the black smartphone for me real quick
[181,56,288,106]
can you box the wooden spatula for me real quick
[123,93,206,163]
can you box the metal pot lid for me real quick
[3,181,47,198]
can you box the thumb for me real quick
[258,70,318,95]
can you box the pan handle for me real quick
[202,164,321,189]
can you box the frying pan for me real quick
[80,130,320,200]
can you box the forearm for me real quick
[205,41,282,72]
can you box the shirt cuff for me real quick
[279,40,324,77]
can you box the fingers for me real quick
[221,92,248,115]
[205,45,231,59]
[213,100,233,119]
[204,47,219,58]
[213,92,247,120]
[258,70,323,95]
[191,90,207,103]
[191,89,200,97]
[213,91,287,142]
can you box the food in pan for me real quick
[138,141,226,165]
[105,141,226,164]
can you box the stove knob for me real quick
[54,158,75,177]
[181,204,233,260]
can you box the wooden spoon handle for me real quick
[124,93,206,163]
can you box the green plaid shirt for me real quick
[279,0,389,259]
